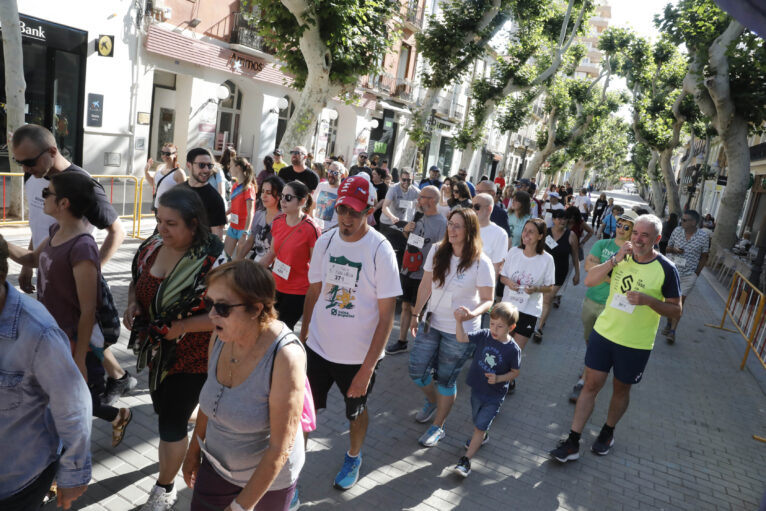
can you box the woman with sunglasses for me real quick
[7,171,132,447]
[236,176,284,262]
[448,180,472,211]
[260,180,321,330]
[534,208,580,342]
[407,208,495,448]
[123,186,225,510]
[144,143,186,212]
[183,260,306,511]
[499,218,556,351]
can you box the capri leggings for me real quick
[150,373,207,442]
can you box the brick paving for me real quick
[3,191,766,510]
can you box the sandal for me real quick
[552,296,561,308]
[112,408,132,448]
[42,482,57,505]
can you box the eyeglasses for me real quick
[616,223,632,231]
[195,162,215,169]
[161,151,175,156]
[472,204,483,211]
[336,204,370,218]
[328,170,340,176]
[203,297,247,318]
[41,188,56,199]
[290,151,304,156]
[281,194,297,202]
[14,148,50,167]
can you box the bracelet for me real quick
[610,256,617,267]
[230,499,251,511]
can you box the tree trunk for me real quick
[712,117,750,252]
[647,150,664,214]
[278,0,335,151]
[0,2,25,218]
[659,148,681,218]
[571,159,586,189]
[398,87,439,171]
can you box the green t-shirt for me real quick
[585,239,621,304]
[593,254,681,350]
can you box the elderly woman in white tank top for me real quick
[144,143,186,211]
[183,260,306,511]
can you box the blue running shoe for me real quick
[333,452,362,490]
[418,425,445,447]
[415,399,437,423]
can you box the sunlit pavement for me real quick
[3,190,766,510]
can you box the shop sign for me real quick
[19,19,47,42]
[96,35,114,57]
[87,93,103,127]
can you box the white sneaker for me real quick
[141,485,177,510]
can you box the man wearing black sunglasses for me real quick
[380,168,420,268]
[179,147,226,239]
[11,124,134,400]
[277,145,319,192]
[349,151,371,178]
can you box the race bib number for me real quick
[545,235,558,250]
[610,293,635,314]
[399,199,413,211]
[230,213,239,225]
[408,233,425,249]
[430,289,454,317]
[327,262,358,289]
[674,256,687,268]
[272,258,291,279]
[506,289,529,308]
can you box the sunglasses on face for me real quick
[203,297,247,317]
[328,170,340,176]
[359,156,367,159]
[14,148,50,167]
[161,151,175,156]
[41,188,56,199]
[195,162,215,169]
[617,223,632,231]
[290,151,304,156]
[400,178,411,183]
[336,204,369,218]
[281,194,297,202]
[472,204,483,211]
[452,188,459,193]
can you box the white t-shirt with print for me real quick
[312,181,339,232]
[480,223,509,265]
[307,227,402,364]
[500,246,556,317]
[424,244,495,334]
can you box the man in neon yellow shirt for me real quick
[551,214,681,463]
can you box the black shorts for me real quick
[584,330,652,384]
[306,346,379,421]
[400,275,421,305]
[513,311,538,339]
[150,373,207,442]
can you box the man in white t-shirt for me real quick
[573,188,592,222]
[474,193,508,275]
[544,192,566,228]
[301,175,402,491]
[312,161,343,231]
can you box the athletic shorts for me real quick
[584,330,652,385]
[150,373,207,442]
[400,275,421,305]
[226,226,247,240]
[306,346,379,421]
[471,391,504,431]
[513,311,538,339]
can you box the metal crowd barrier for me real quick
[135,176,157,239]
[0,172,149,239]
[705,271,766,442]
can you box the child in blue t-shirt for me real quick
[452,302,521,477]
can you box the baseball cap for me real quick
[549,191,561,199]
[336,175,374,212]
[517,178,531,187]
[619,210,639,223]
[273,149,282,155]
[429,165,440,172]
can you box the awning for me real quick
[378,100,411,115]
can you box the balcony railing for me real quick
[360,73,414,102]
[405,5,425,28]
[231,12,273,54]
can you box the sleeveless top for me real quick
[153,166,179,208]
[197,326,305,488]
[545,228,572,283]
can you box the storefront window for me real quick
[216,80,242,151]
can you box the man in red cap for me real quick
[300,175,402,491]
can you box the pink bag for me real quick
[301,377,317,433]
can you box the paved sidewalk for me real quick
[3,221,766,510]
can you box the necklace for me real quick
[226,329,265,384]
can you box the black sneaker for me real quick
[591,431,615,456]
[385,340,408,355]
[532,329,543,343]
[550,437,580,463]
[103,371,138,406]
[464,432,489,449]
[453,456,471,477]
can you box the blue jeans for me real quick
[408,324,475,394]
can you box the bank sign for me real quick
[0,14,88,53]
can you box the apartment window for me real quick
[275,95,296,150]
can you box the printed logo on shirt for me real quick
[316,190,338,221]
[620,274,634,293]
[323,255,362,317]
[478,345,503,373]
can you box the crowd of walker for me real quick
[3,123,719,511]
